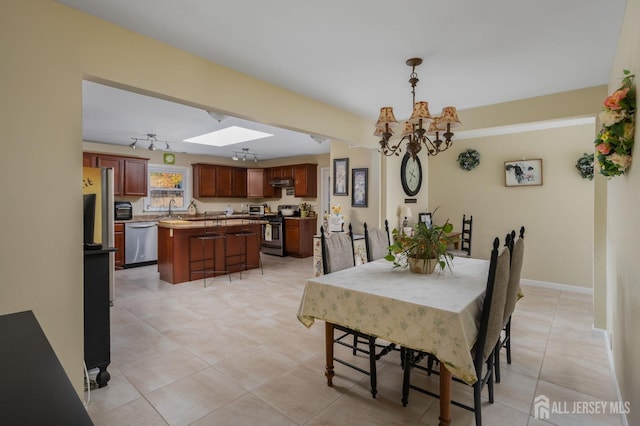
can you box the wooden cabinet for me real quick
[263,168,281,198]
[95,155,123,195]
[114,223,125,269]
[123,158,148,196]
[270,165,293,180]
[285,218,317,258]
[247,168,264,198]
[83,153,96,167]
[216,166,233,197]
[84,152,148,197]
[232,167,247,197]
[193,163,217,197]
[192,163,247,198]
[248,168,281,198]
[293,163,317,198]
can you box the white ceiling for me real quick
[64,0,627,159]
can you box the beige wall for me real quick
[606,0,640,420]
[0,0,373,395]
[429,123,596,288]
[328,142,380,234]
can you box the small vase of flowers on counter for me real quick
[299,202,313,217]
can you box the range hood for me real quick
[270,178,294,188]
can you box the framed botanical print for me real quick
[504,159,543,187]
[351,168,368,207]
[333,158,349,195]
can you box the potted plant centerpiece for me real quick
[385,219,456,274]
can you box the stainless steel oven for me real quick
[261,215,284,256]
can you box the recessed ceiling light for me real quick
[184,126,273,147]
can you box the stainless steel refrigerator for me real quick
[83,166,116,303]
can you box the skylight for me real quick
[184,126,273,147]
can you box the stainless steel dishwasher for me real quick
[125,221,158,267]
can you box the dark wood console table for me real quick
[0,310,93,425]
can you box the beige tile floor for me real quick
[87,255,624,426]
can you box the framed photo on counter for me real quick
[419,212,432,228]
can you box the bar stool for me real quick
[189,211,231,286]
[226,216,263,279]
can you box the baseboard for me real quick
[520,278,593,294]
[599,330,630,426]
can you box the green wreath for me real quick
[575,153,594,180]
[457,149,480,171]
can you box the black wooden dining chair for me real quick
[363,220,391,262]
[495,226,525,383]
[320,225,394,399]
[401,237,511,426]
[449,214,473,257]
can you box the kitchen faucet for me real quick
[168,199,176,218]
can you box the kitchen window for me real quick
[144,164,192,212]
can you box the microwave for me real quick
[114,201,133,220]
[248,204,265,216]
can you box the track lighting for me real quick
[130,133,172,152]
[231,147,259,162]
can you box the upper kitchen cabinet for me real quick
[217,166,247,197]
[192,163,247,198]
[270,165,293,180]
[232,167,247,198]
[247,169,265,198]
[248,168,281,198]
[293,164,317,198]
[84,152,148,197]
[192,163,217,197]
[123,158,148,196]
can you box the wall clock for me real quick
[400,152,422,196]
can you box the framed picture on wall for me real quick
[333,158,349,195]
[351,168,368,207]
[504,159,543,187]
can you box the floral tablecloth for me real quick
[297,257,490,385]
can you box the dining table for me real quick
[297,256,490,426]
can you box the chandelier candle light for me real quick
[376,58,461,158]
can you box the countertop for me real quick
[117,213,257,224]
[284,216,318,221]
[158,218,267,229]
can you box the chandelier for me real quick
[232,147,258,163]
[130,133,171,151]
[376,58,461,158]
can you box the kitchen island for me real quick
[157,218,265,284]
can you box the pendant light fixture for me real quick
[376,58,462,158]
